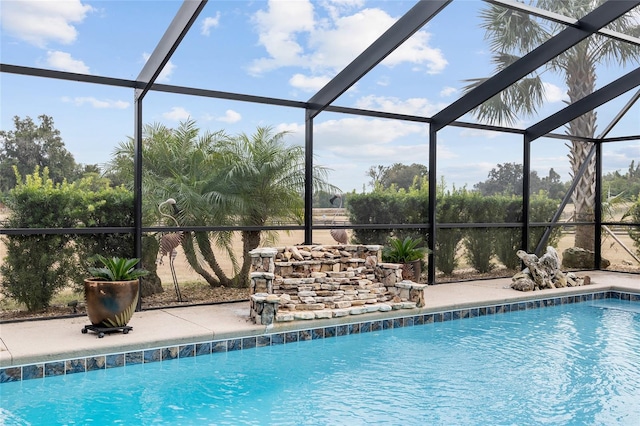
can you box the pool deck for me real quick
[1,270,638,368]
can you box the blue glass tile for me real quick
[284,332,298,344]
[44,361,65,377]
[212,341,228,353]
[65,359,86,375]
[144,349,162,363]
[22,364,43,380]
[298,330,311,341]
[311,328,324,339]
[256,335,271,347]
[349,323,360,334]
[336,325,348,336]
[271,333,285,345]
[86,356,106,371]
[163,347,179,360]
[324,326,337,338]
[0,367,21,383]
[106,354,124,368]
[371,321,382,331]
[228,339,242,351]
[383,319,393,329]
[360,322,371,333]
[423,314,434,323]
[414,315,425,325]
[126,351,143,365]
[196,342,212,355]
[179,344,195,358]
[393,318,401,328]
[241,336,257,349]
[442,311,452,322]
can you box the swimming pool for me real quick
[1,298,639,425]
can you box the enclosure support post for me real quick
[133,98,143,311]
[594,141,602,269]
[427,127,437,285]
[523,135,531,254]
[304,110,314,245]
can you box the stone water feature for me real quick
[249,245,428,325]
[511,246,591,292]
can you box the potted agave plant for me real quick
[382,236,430,282]
[82,255,149,337]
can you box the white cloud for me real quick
[1,0,93,48]
[384,30,447,74]
[61,96,129,109]
[46,51,90,73]
[249,1,447,79]
[216,109,242,123]
[249,0,315,74]
[289,73,331,92]
[440,86,458,97]
[163,107,191,121]
[355,95,447,117]
[542,82,568,103]
[201,12,221,36]
[142,53,176,83]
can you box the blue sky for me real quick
[1,0,638,194]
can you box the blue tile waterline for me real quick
[1,290,638,383]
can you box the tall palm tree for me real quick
[466,1,640,251]
[215,126,338,285]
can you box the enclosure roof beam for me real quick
[430,0,639,132]
[486,0,640,47]
[135,0,207,102]
[306,0,451,119]
[596,89,640,139]
[525,68,640,141]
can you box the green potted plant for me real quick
[82,255,149,336]
[382,236,430,282]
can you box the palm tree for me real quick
[215,126,338,285]
[106,120,239,287]
[106,121,337,288]
[466,1,640,251]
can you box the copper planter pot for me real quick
[84,278,139,328]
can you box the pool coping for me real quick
[1,271,638,382]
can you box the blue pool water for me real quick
[2,299,639,425]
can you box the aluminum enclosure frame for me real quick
[1,0,639,286]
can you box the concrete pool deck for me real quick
[0,270,638,368]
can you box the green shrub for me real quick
[464,193,503,273]
[435,192,467,275]
[0,169,135,311]
[0,167,81,311]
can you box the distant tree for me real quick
[366,163,428,191]
[475,163,569,199]
[366,165,386,189]
[602,160,640,200]
[540,168,569,200]
[0,115,82,191]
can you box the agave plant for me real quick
[87,255,149,281]
[382,236,430,263]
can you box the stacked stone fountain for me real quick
[249,244,428,325]
[511,246,590,292]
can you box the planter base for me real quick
[81,324,132,338]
